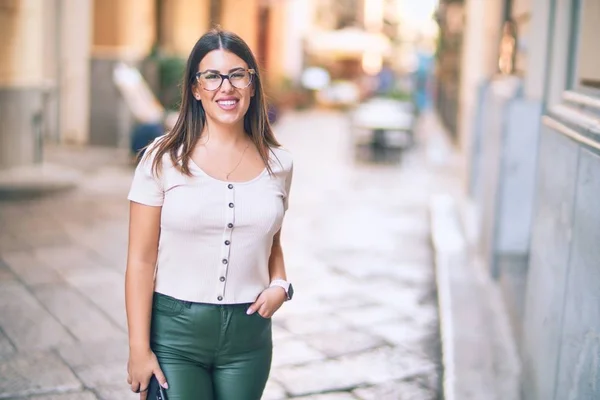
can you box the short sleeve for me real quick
[283,161,293,212]
[128,149,164,206]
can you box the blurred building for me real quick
[306,0,393,86]
[0,0,300,170]
[0,0,443,171]
[435,0,465,138]
[447,0,600,398]
[301,0,438,107]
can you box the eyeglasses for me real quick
[195,69,256,91]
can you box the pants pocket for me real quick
[152,293,187,317]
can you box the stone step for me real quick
[430,194,521,400]
[0,163,81,200]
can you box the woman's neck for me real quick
[200,121,248,148]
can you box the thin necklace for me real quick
[200,128,251,181]
[224,142,250,180]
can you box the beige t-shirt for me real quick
[128,138,293,304]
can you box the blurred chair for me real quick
[113,63,177,159]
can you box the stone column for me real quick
[160,0,210,57]
[221,0,260,53]
[265,0,287,86]
[458,0,505,183]
[0,0,47,168]
[58,0,93,145]
[90,0,156,148]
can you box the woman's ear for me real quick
[192,85,201,101]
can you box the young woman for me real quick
[125,29,294,400]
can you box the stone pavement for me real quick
[0,110,458,399]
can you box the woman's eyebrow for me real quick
[199,67,246,74]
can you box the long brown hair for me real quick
[147,28,281,176]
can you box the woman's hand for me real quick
[127,347,168,399]
[247,287,287,318]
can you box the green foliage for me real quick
[382,89,412,102]
[157,56,187,111]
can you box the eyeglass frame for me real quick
[194,68,256,91]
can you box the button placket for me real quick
[218,183,235,300]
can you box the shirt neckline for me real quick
[188,159,268,185]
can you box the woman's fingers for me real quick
[258,302,271,318]
[153,367,169,389]
[247,293,266,315]
[140,385,149,400]
[130,380,140,393]
[130,375,151,394]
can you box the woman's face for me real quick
[193,49,255,128]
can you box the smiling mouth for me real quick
[216,99,239,111]
[217,99,238,106]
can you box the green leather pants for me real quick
[149,292,272,400]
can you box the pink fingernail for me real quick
[162,382,169,389]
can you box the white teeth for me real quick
[218,100,236,106]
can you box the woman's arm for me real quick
[125,202,168,394]
[246,228,288,317]
[247,154,293,318]
[125,202,161,350]
[268,229,287,281]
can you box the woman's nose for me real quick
[220,77,234,92]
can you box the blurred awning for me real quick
[305,27,392,58]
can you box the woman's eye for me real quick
[204,74,220,80]
[231,72,245,79]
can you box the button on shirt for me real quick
[128,138,293,304]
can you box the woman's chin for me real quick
[209,113,244,127]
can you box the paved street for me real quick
[0,110,458,399]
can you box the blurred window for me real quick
[572,0,600,90]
